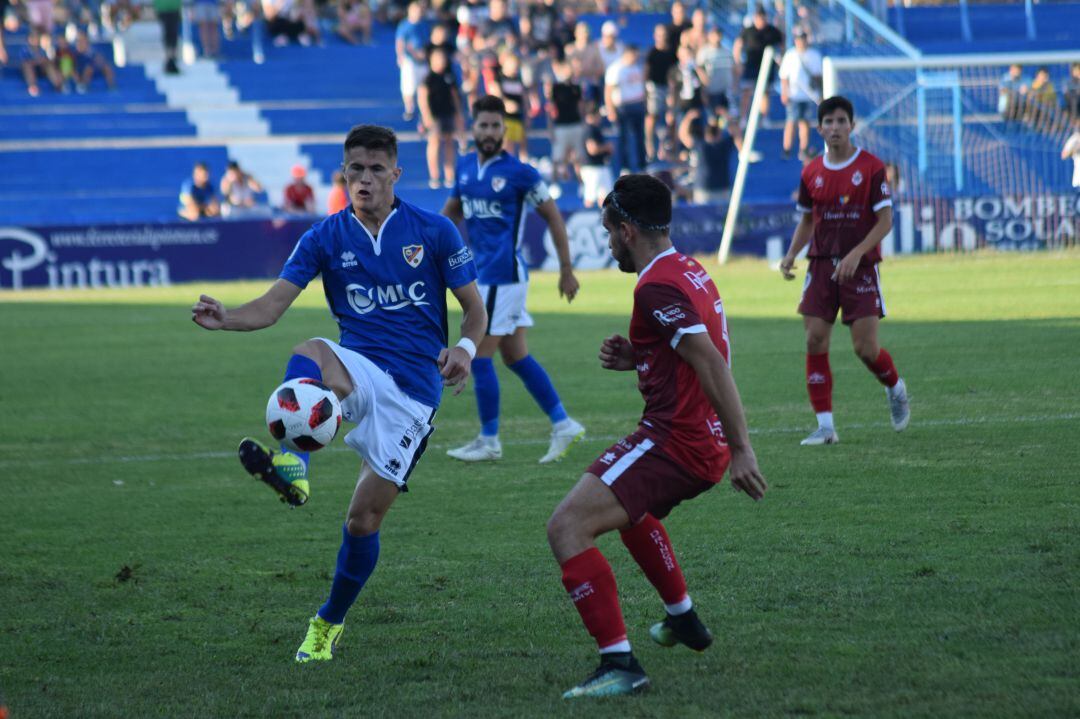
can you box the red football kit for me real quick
[796,147,893,325]
[586,248,731,522]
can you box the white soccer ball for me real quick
[265,378,342,453]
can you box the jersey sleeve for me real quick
[436,216,478,289]
[796,173,813,213]
[869,163,892,212]
[637,282,706,349]
[520,163,551,208]
[278,227,326,289]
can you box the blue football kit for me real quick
[280,198,477,409]
[452,150,550,285]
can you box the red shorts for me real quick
[798,258,886,325]
[586,430,720,522]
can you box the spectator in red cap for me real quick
[284,164,316,214]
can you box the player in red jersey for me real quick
[780,95,910,446]
[547,174,768,699]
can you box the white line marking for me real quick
[3,413,1078,470]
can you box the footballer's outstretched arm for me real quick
[438,280,487,393]
[534,199,580,302]
[192,278,302,331]
[676,332,768,501]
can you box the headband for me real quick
[605,192,670,233]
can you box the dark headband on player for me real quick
[604,192,670,233]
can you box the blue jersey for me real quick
[280,198,477,408]
[452,151,550,285]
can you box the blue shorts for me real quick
[787,99,815,123]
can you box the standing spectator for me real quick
[528,0,560,48]
[998,63,1025,124]
[605,44,647,176]
[1064,63,1080,120]
[644,24,677,163]
[479,0,517,52]
[665,1,691,49]
[670,43,704,130]
[1026,66,1058,130]
[678,110,736,205]
[0,0,7,65]
[395,1,430,121]
[1062,118,1080,190]
[179,162,221,221]
[778,29,822,160]
[545,56,586,181]
[336,0,372,45]
[597,20,623,75]
[327,170,349,213]
[219,161,265,217]
[191,0,222,58]
[681,8,710,55]
[486,51,530,161]
[154,0,182,74]
[426,23,456,63]
[283,165,316,214]
[565,21,604,108]
[73,31,116,91]
[697,26,735,122]
[419,47,465,189]
[20,31,63,97]
[733,6,783,122]
[580,107,613,208]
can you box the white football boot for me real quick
[539,418,586,464]
[446,435,503,462]
[800,426,839,446]
[888,378,910,431]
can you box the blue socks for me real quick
[471,357,500,436]
[318,525,380,625]
[507,355,568,424]
[281,353,322,467]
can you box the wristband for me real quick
[455,337,477,360]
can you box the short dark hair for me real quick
[472,95,506,117]
[602,174,672,234]
[818,95,854,124]
[343,124,398,160]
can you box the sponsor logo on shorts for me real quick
[399,417,425,449]
[652,304,686,325]
[636,362,650,373]
[402,244,424,268]
[447,246,473,269]
[384,458,402,476]
[599,451,618,465]
[852,170,863,186]
[707,418,726,440]
[341,251,358,269]
[568,581,594,603]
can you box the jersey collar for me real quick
[822,146,861,171]
[350,198,401,257]
[638,246,677,278]
[476,151,507,180]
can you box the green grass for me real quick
[1,251,1079,718]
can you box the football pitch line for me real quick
[5,412,1079,470]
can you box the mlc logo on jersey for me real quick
[345,281,429,314]
[491,176,506,192]
[341,251,358,269]
[402,244,424,268]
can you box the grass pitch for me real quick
[1,251,1078,718]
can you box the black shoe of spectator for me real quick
[165,59,180,75]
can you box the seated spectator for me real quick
[336,0,372,45]
[191,0,222,58]
[219,161,265,217]
[580,107,613,208]
[283,165,316,214]
[54,35,77,91]
[545,56,586,181]
[327,170,349,213]
[21,31,63,97]
[179,162,221,221]
[263,0,313,47]
[998,63,1025,124]
[73,30,117,91]
[1064,62,1080,120]
[1062,118,1080,190]
[418,47,464,189]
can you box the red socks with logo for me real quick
[864,348,899,388]
[806,352,833,413]
[619,514,688,605]
[560,547,627,650]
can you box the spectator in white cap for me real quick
[598,20,624,73]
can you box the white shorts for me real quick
[552,123,586,163]
[479,282,534,337]
[580,164,613,206]
[316,338,436,488]
[399,59,428,98]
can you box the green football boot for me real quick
[562,653,650,699]
[295,615,344,663]
[238,437,310,506]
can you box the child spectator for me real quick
[74,30,117,91]
[21,31,63,97]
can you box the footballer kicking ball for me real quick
[265,378,342,453]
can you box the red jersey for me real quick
[285,182,315,212]
[629,248,731,483]
[796,147,892,266]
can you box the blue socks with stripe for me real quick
[471,357,500,436]
[318,525,380,624]
[281,353,322,467]
[508,355,569,424]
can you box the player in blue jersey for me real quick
[191,125,487,663]
[440,94,585,464]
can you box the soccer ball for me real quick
[265,378,342,453]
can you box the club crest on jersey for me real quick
[851,170,863,186]
[814,175,824,189]
[402,244,424,268]
[491,176,506,192]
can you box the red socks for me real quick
[864,348,899,388]
[560,547,627,650]
[620,514,687,605]
[806,352,833,413]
